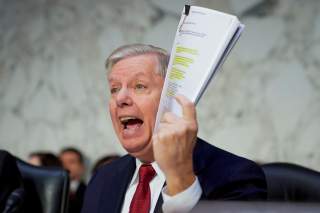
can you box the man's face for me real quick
[60,152,84,181]
[108,54,164,162]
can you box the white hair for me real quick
[105,44,169,77]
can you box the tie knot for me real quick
[138,164,156,184]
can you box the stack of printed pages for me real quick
[155,5,244,130]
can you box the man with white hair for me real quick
[81,44,266,213]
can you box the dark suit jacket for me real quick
[82,138,267,213]
[69,181,86,213]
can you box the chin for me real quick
[121,137,154,162]
[121,137,148,152]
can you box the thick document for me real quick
[154,5,244,131]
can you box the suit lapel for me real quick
[99,155,136,213]
[154,193,163,213]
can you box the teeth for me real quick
[120,116,137,122]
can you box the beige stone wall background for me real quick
[1,0,319,171]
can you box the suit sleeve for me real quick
[200,160,267,201]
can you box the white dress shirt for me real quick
[70,180,80,193]
[120,159,202,213]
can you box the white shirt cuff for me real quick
[162,177,202,213]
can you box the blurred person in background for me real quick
[28,152,62,167]
[91,154,121,175]
[59,147,86,213]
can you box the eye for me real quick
[135,83,147,91]
[110,87,120,94]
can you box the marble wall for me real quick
[0,0,319,171]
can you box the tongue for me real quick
[126,119,142,130]
[123,119,143,138]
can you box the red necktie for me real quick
[129,164,156,213]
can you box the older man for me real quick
[82,44,266,213]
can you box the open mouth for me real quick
[120,116,144,130]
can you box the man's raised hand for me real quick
[153,95,198,196]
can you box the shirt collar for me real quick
[70,180,80,192]
[128,159,165,188]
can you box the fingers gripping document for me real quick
[154,5,244,131]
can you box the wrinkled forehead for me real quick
[108,53,161,76]
[108,54,162,81]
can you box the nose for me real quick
[116,87,133,107]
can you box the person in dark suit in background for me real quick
[59,148,86,213]
[82,44,267,213]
